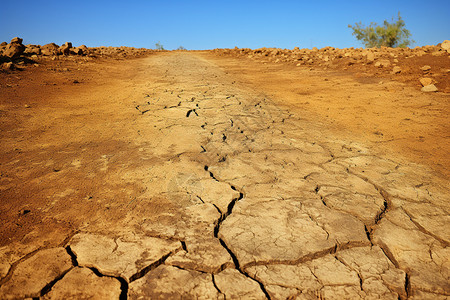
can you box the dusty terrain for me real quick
[0,41,449,299]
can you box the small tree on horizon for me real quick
[177,46,187,50]
[348,12,413,48]
[155,41,165,50]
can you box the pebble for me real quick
[421,84,438,92]
[419,78,433,86]
[392,66,401,74]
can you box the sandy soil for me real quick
[0,51,449,299]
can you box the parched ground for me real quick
[0,50,449,299]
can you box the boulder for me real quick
[59,42,72,55]
[41,43,59,56]
[441,40,450,51]
[3,43,25,59]
[71,45,88,55]
[420,65,431,71]
[10,37,23,44]
[24,45,41,55]
[419,78,433,86]
[421,84,438,92]
[0,42,7,46]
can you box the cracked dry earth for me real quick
[1,52,449,299]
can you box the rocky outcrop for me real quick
[41,43,60,56]
[3,37,25,59]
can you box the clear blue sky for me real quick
[1,0,449,50]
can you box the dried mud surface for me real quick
[0,51,449,299]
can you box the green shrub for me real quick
[349,12,414,48]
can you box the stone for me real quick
[214,269,266,299]
[24,45,41,55]
[420,65,431,71]
[366,51,375,62]
[421,84,438,92]
[42,267,121,299]
[0,248,72,298]
[392,66,401,74]
[59,42,72,55]
[41,43,59,56]
[1,62,14,70]
[78,44,88,54]
[10,37,22,44]
[419,77,433,86]
[69,232,181,281]
[71,47,84,55]
[3,43,24,59]
[374,59,390,68]
[128,265,220,299]
[441,40,450,51]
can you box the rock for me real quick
[0,248,72,298]
[24,45,41,55]
[10,37,23,44]
[392,66,401,74]
[41,43,59,56]
[421,84,438,92]
[440,40,450,51]
[3,43,25,59]
[366,52,375,62]
[1,62,14,70]
[0,41,7,46]
[42,267,121,299]
[420,65,431,71]
[128,265,221,299]
[59,42,72,55]
[374,59,390,68]
[419,78,433,86]
[78,44,88,54]
[69,232,181,281]
[71,47,84,55]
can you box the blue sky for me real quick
[1,0,449,50]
